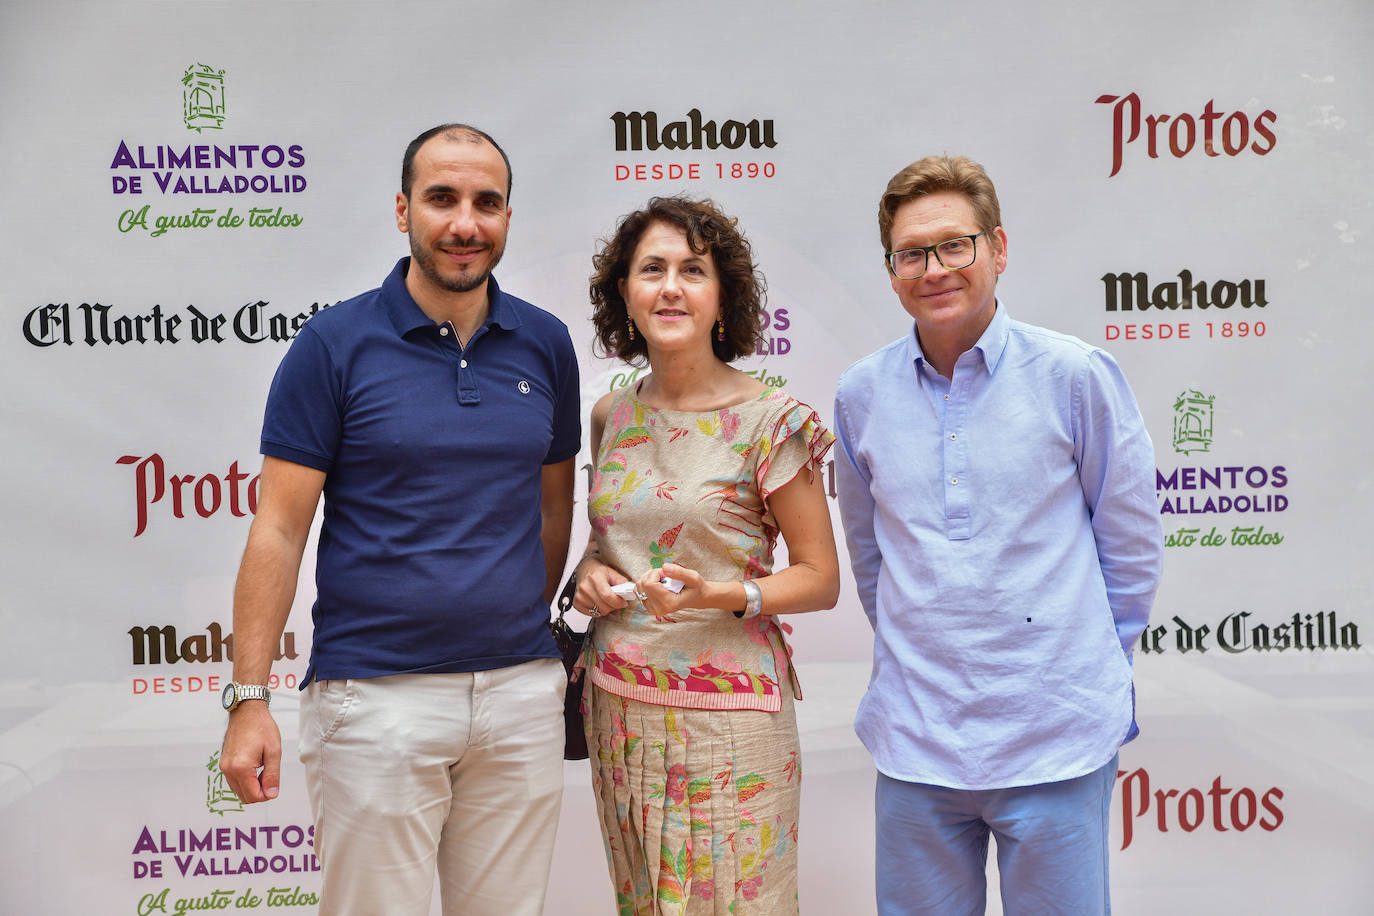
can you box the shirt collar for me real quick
[380,257,522,338]
[976,301,1010,373]
[904,299,1010,375]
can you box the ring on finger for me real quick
[635,589,649,601]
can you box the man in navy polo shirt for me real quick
[219,124,581,916]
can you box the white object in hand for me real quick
[610,578,684,598]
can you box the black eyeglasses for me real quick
[885,230,991,279]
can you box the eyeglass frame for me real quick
[884,228,994,280]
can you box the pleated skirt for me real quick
[584,683,801,916]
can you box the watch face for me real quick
[221,682,237,710]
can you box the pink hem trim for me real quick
[588,668,783,712]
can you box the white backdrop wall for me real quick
[2,1,1372,913]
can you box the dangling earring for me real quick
[627,318,636,341]
[716,319,726,342]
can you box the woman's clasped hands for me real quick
[573,559,708,619]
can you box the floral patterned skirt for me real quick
[585,683,801,916]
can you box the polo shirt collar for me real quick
[904,299,1010,375]
[379,257,523,338]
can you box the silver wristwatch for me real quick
[221,681,272,711]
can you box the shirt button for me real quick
[460,359,468,368]
[950,433,957,440]
[944,394,950,400]
[951,477,959,485]
[439,327,449,336]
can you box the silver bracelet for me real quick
[734,580,763,620]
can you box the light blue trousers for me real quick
[875,754,1118,916]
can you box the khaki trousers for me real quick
[299,659,566,916]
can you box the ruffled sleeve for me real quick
[756,393,836,501]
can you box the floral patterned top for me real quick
[585,383,835,712]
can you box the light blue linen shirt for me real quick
[834,303,1163,790]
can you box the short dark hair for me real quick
[590,196,765,366]
[401,123,512,201]
[878,154,1002,252]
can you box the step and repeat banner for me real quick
[2,1,1371,913]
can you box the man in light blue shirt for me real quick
[834,155,1163,915]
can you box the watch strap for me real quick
[226,682,272,709]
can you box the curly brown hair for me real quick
[590,196,765,366]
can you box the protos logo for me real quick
[1116,768,1283,851]
[117,454,260,537]
[1095,93,1276,177]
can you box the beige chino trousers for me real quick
[299,659,566,916]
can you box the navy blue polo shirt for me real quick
[261,258,581,685]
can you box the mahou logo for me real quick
[118,453,259,537]
[129,621,297,665]
[1095,93,1277,177]
[1103,269,1267,313]
[611,108,777,152]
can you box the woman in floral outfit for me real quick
[573,196,840,915]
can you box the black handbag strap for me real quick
[554,569,578,624]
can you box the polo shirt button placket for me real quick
[449,325,481,406]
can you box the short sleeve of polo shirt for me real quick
[260,325,341,472]
[545,326,582,465]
